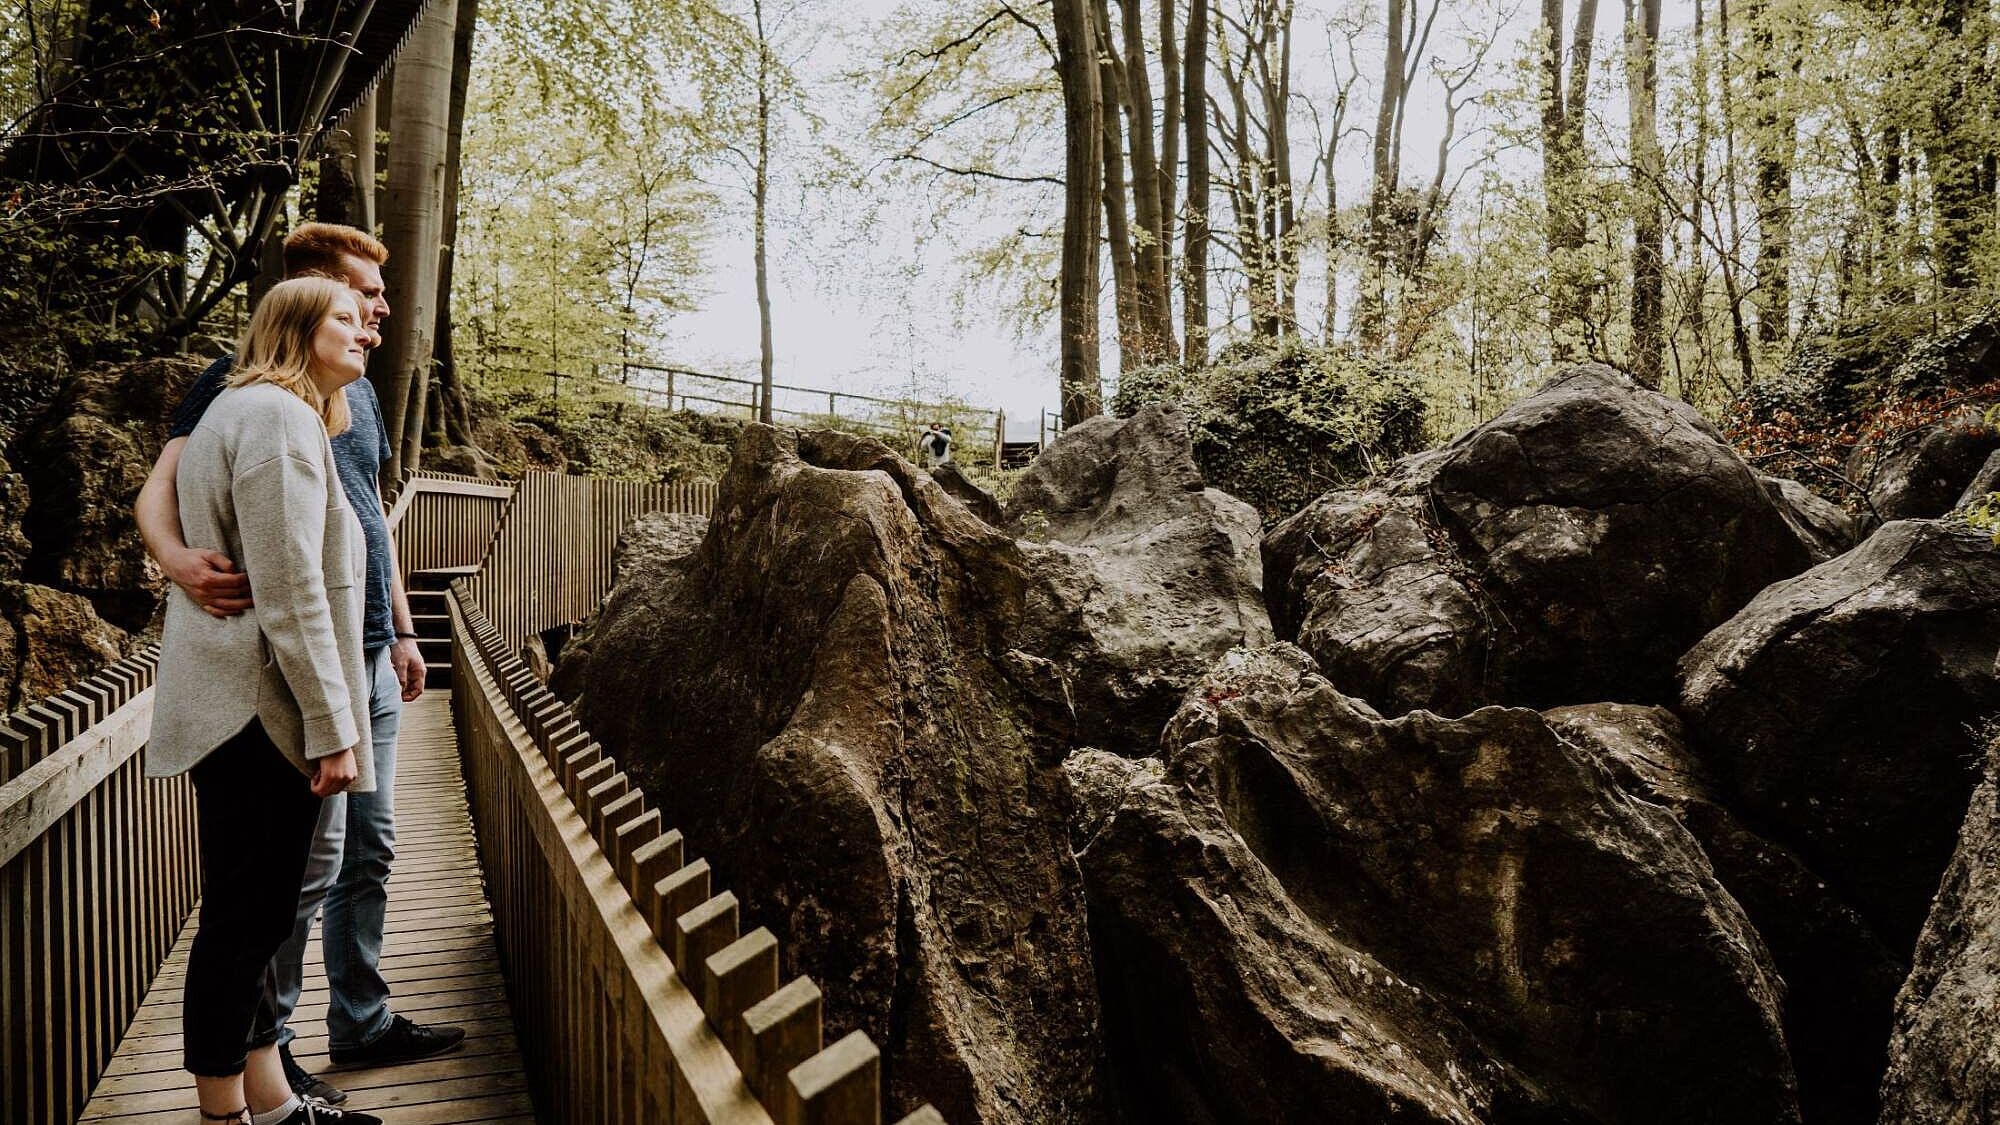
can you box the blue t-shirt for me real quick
[169,356,396,651]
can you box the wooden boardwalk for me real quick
[76,691,536,1124]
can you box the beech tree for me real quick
[374,0,457,479]
[1053,0,1105,423]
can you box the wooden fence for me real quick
[464,471,718,657]
[0,647,200,1125]
[387,473,514,579]
[449,590,938,1125]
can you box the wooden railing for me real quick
[449,590,941,1125]
[464,471,717,657]
[0,646,200,1125]
[387,472,514,580]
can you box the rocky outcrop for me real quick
[0,449,133,710]
[1075,645,1800,1125]
[929,462,1002,526]
[608,511,708,586]
[1068,749,1554,1125]
[1678,519,2000,948]
[1855,409,2000,524]
[1005,404,1272,749]
[1546,704,1903,1125]
[0,455,31,580]
[549,511,709,704]
[11,356,199,631]
[570,426,1105,1124]
[0,581,130,711]
[1757,471,1859,562]
[1265,364,1817,716]
[1878,739,2000,1124]
[1956,448,2000,508]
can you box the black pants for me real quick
[183,719,323,1077]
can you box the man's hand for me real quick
[311,746,360,797]
[391,636,425,702]
[164,547,253,618]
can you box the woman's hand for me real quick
[311,746,360,797]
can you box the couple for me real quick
[140,224,464,1125]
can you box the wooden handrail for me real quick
[465,471,716,658]
[0,646,200,1125]
[449,588,941,1125]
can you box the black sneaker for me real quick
[327,1013,466,1068]
[272,1101,380,1125]
[279,1044,349,1105]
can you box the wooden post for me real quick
[993,409,1005,470]
[786,1031,881,1125]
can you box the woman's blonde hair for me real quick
[229,276,361,436]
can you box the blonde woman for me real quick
[149,276,383,1125]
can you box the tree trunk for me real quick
[754,0,775,423]
[350,89,377,233]
[1540,0,1598,354]
[371,0,457,480]
[1926,0,1989,291]
[1626,0,1664,387]
[1687,0,1713,396]
[430,0,480,451]
[1054,0,1105,421]
[1157,0,1181,360]
[1263,2,1297,333]
[1180,0,1210,366]
[1716,0,1757,387]
[1355,0,1405,348]
[1749,0,1792,347]
[1116,0,1171,361]
[311,116,363,226]
[1098,0,1144,368]
[1216,35,1275,339]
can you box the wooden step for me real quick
[408,565,480,593]
[425,661,452,689]
[410,613,451,641]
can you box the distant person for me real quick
[918,422,953,467]
[147,277,378,1125]
[136,223,462,1111]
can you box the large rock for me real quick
[12,356,200,631]
[929,462,1002,526]
[1955,447,2000,508]
[0,454,30,580]
[1855,408,2000,524]
[608,510,709,586]
[549,511,709,704]
[1077,645,1799,1125]
[1004,404,1272,748]
[1068,748,1555,1125]
[570,426,1105,1124]
[1546,704,1904,1125]
[1878,738,2000,1123]
[1757,471,1859,562]
[1264,364,1817,717]
[0,581,130,711]
[1678,519,2000,948]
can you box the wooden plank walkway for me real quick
[77,691,537,1124]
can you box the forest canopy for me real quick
[0,0,1995,473]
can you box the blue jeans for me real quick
[252,645,402,1051]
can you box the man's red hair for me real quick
[282,222,389,280]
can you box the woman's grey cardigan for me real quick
[147,381,376,792]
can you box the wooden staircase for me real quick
[407,565,476,689]
[999,439,1041,469]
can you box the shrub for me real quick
[1113,339,1428,523]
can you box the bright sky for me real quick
[663,1,1694,441]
